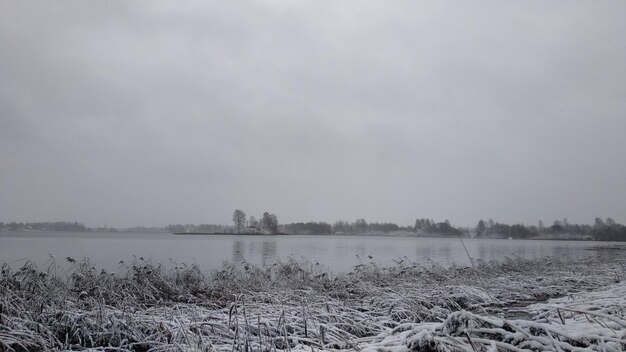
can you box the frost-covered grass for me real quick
[366,281,626,352]
[0,255,624,351]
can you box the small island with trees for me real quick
[171,210,284,235]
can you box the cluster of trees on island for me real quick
[166,210,279,234]
[232,210,278,234]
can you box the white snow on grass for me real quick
[363,282,626,352]
[0,255,624,351]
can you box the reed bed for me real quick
[0,255,624,351]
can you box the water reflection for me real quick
[1,232,624,273]
[232,240,244,263]
[261,241,276,266]
[415,243,434,263]
[439,242,451,259]
[477,243,487,262]
[355,243,366,258]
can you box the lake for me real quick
[1,231,624,272]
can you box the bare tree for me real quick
[248,216,259,229]
[262,212,278,233]
[354,218,368,233]
[232,209,246,233]
[476,220,486,237]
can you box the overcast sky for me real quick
[1,1,625,228]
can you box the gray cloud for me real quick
[1,1,625,227]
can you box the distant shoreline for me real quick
[172,232,289,236]
[170,231,611,242]
[0,229,621,242]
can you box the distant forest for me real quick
[279,217,626,241]
[0,221,90,232]
[2,215,626,241]
[0,222,162,233]
[169,210,626,242]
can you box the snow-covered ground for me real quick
[1,255,624,351]
[362,281,626,351]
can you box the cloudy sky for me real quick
[1,1,625,227]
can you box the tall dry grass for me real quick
[0,255,624,351]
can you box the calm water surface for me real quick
[0,231,623,272]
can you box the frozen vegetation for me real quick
[0,255,624,351]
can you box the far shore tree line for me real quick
[215,211,625,241]
[0,221,97,232]
[256,215,625,241]
[0,221,173,233]
[473,217,626,241]
[3,215,626,241]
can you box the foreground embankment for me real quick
[1,255,624,351]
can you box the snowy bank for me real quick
[0,255,624,351]
[364,281,626,351]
